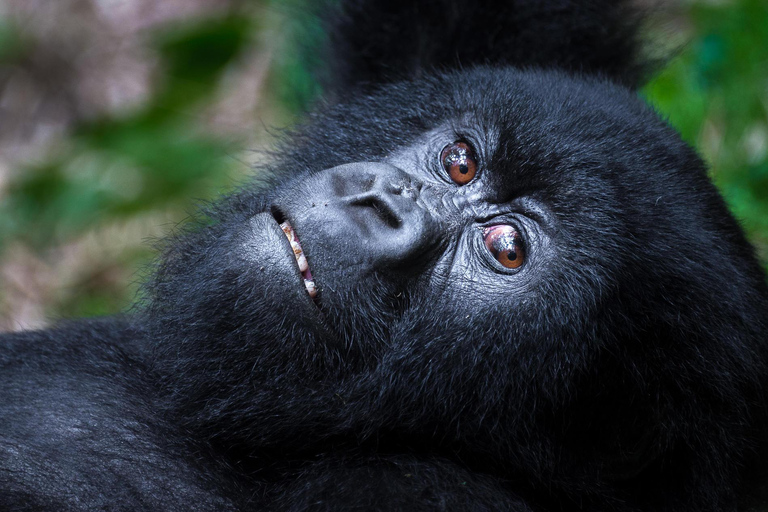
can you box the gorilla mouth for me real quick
[278,219,317,299]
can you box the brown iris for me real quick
[440,141,477,185]
[483,225,525,269]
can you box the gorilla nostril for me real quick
[349,195,402,229]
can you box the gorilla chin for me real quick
[2,1,768,511]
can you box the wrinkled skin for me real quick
[2,1,768,511]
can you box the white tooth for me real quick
[304,279,317,298]
[297,253,308,272]
[290,240,302,257]
[279,222,293,241]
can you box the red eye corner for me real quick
[483,225,525,269]
[440,141,477,185]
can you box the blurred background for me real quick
[0,0,766,331]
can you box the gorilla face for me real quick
[158,69,688,351]
[149,67,766,481]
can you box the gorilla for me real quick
[2,0,768,510]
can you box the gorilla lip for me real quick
[278,219,317,299]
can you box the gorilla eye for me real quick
[483,225,525,269]
[440,141,477,185]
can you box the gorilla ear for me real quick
[308,0,657,97]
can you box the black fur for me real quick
[2,1,768,511]
[320,0,650,93]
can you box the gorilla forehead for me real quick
[283,65,695,224]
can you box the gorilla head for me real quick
[3,0,767,510]
[141,2,768,509]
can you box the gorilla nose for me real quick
[323,162,440,268]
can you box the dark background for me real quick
[0,0,766,331]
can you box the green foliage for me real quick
[267,0,326,114]
[0,15,254,249]
[644,0,768,260]
[152,16,254,116]
[0,20,24,61]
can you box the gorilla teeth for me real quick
[279,220,317,299]
[304,279,317,298]
[291,241,309,272]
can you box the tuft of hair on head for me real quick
[310,0,656,97]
